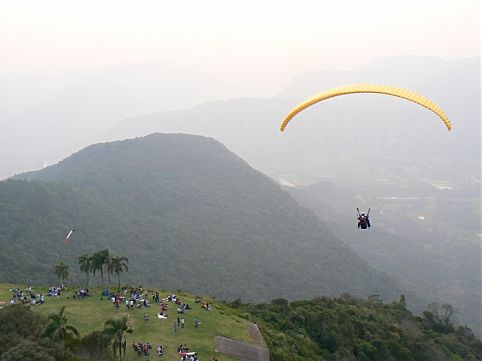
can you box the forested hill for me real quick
[5,133,403,302]
[230,295,482,361]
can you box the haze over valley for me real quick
[0,2,480,360]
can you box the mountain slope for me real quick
[287,180,481,334]
[6,133,404,303]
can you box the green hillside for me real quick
[230,296,482,361]
[2,133,404,303]
[2,284,481,361]
[0,284,256,360]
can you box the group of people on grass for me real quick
[196,296,213,312]
[9,286,47,305]
[47,285,64,297]
[9,285,96,306]
[70,288,91,299]
[9,285,95,306]
[200,302,212,312]
[178,344,199,361]
[132,341,153,357]
[6,285,225,360]
[108,287,153,309]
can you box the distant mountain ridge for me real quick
[1,56,478,181]
[4,133,405,303]
[102,56,480,183]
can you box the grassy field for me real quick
[0,284,255,360]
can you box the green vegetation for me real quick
[103,316,131,361]
[54,262,69,284]
[0,284,251,360]
[108,256,129,290]
[76,250,129,290]
[0,134,404,304]
[288,180,481,334]
[2,284,481,361]
[43,305,79,341]
[229,295,482,361]
[78,254,91,288]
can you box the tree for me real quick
[1,339,76,361]
[90,249,110,287]
[43,306,79,341]
[367,294,383,305]
[107,255,113,286]
[440,303,455,329]
[109,256,129,290]
[424,302,456,333]
[75,330,114,360]
[78,254,91,288]
[103,316,132,361]
[1,340,55,361]
[54,262,69,284]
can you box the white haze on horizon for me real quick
[1,0,479,96]
[0,0,479,178]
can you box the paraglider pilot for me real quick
[357,208,371,229]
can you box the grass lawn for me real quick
[1,284,256,360]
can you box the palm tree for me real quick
[89,254,99,285]
[110,256,129,290]
[79,254,91,288]
[43,306,79,341]
[99,249,110,287]
[90,249,109,287]
[54,262,69,284]
[107,255,114,286]
[104,316,132,361]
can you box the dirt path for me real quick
[214,322,269,361]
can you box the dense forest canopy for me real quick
[2,134,404,304]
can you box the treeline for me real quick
[54,249,128,290]
[2,134,405,302]
[229,294,482,361]
[0,304,131,361]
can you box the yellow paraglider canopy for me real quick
[280,83,452,132]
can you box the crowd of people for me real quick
[108,287,153,309]
[132,341,153,357]
[70,288,91,299]
[8,286,50,305]
[8,285,95,306]
[47,286,64,297]
[6,285,222,360]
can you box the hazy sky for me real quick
[1,0,479,93]
[0,0,479,181]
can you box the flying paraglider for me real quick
[357,208,371,230]
[279,84,452,231]
[64,229,75,244]
[279,83,452,132]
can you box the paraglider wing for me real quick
[280,83,452,131]
[64,229,75,244]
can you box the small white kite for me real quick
[64,229,75,244]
